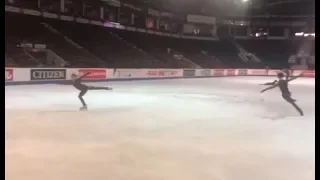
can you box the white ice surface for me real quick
[5,77,315,180]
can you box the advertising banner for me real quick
[237,69,247,76]
[195,69,211,76]
[30,69,66,80]
[291,70,302,76]
[302,70,315,77]
[113,69,146,78]
[147,69,179,77]
[250,69,267,76]
[267,69,280,76]
[5,68,13,81]
[226,69,236,76]
[78,69,107,79]
[183,69,196,77]
[212,69,224,76]
[201,69,211,76]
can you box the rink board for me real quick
[5,68,315,85]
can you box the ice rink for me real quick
[5,77,315,180]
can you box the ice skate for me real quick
[80,105,88,111]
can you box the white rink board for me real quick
[5,68,314,85]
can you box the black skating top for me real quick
[277,79,290,94]
[72,72,90,90]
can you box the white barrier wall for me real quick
[109,69,183,79]
[5,67,315,85]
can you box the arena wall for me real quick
[5,68,315,85]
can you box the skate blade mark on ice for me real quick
[262,115,287,120]
[264,116,309,120]
[37,107,137,114]
[170,93,261,104]
[262,113,309,120]
[261,99,307,119]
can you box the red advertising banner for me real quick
[267,69,280,76]
[147,70,178,77]
[5,68,13,81]
[251,69,267,76]
[78,69,107,79]
[147,70,157,76]
[226,69,235,76]
[213,69,224,76]
[302,70,315,77]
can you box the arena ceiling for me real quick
[131,0,314,17]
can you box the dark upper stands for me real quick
[46,19,185,68]
[5,13,106,67]
[5,12,314,70]
[238,40,314,69]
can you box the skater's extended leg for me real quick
[290,102,304,116]
[282,94,304,116]
[88,86,112,90]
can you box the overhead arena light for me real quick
[295,32,315,37]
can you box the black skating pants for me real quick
[282,93,304,116]
[78,86,108,106]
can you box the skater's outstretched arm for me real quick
[260,80,277,85]
[57,72,91,85]
[286,73,302,82]
[260,83,278,93]
[78,72,91,80]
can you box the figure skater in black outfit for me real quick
[71,72,112,110]
[260,69,290,86]
[260,72,304,116]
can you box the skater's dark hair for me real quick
[277,72,284,78]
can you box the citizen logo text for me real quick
[30,69,66,80]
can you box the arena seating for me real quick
[5,11,314,69]
[238,39,314,69]
[5,13,106,68]
[238,40,296,68]
[111,30,228,68]
[46,19,178,68]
